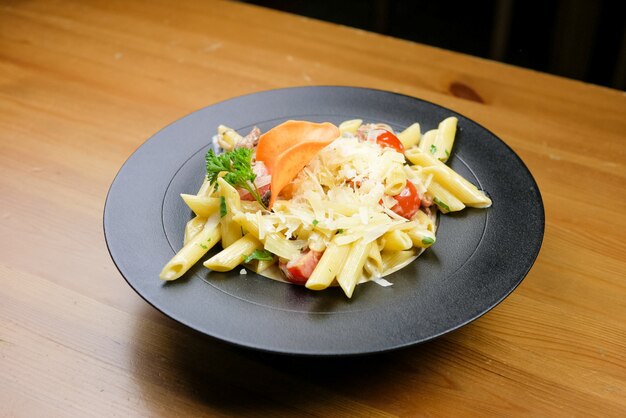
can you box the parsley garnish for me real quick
[243,249,274,264]
[219,196,227,218]
[433,197,450,212]
[206,148,267,209]
[199,243,208,250]
[421,237,435,245]
[430,144,437,155]
[312,219,319,226]
[336,229,344,234]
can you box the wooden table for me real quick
[1,0,625,416]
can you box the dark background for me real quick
[240,0,625,90]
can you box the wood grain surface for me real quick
[1,0,625,416]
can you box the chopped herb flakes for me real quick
[312,219,319,226]
[219,196,227,218]
[421,237,434,245]
[199,243,208,250]
[430,144,437,154]
[243,249,274,264]
[433,197,450,212]
[336,229,344,234]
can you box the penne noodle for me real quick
[232,212,260,238]
[406,148,492,207]
[413,209,436,232]
[263,233,302,260]
[406,228,436,248]
[432,117,457,162]
[364,241,383,278]
[384,165,407,196]
[381,229,413,251]
[255,258,276,273]
[183,216,207,245]
[337,240,372,298]
[203,233,262,272]
[427,180,466,213]
[181,194,220,218]
[398,122,421,149]
[339,119,363,135]
[196,176,215,197]
[305,242,351,290]
[160,213,221,281]
[217,125,242,151]
[418,129,438,153]
[381,249,417,275]
[422,167,490,208]
[217,178,243,247]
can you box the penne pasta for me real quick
[196,176,215,197]
[422,166,490,208]
[183,216,207,245]
[255,258,276,273]
[337,240,372,298]
[418,129,438,153]
[398,122,421,149]
[339,119,363,135]
[217,178,243,247]
[384,165,407,196]
[160,213,221,281]
[305,242,351,290]
[406,148,491,207]
[381,249,417,275]
[203,233,262,272]
[381,229,413,251]
[181,194,220,218]
[406,228,436,248]
[432,117,457,162]
[263,232,302,260]
[364,241,383,277]
[426,180,466,213]
[217,125,242,151]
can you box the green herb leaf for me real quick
[220,196,227,218]
[445,149,450,157]
[336,229,344,234]
[312,219,319,226]
[433,197,450,212]
[430,144,437,155]
[243,249,274,264]
[205,148,267,209]
[199,243,208,250]
[421,237,435,245]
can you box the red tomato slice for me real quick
[278,250,323,285]
[390,181,421,219]
[375,130,404,153]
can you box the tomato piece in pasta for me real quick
[375,130,404,153]
[390,181,421,219]
[279,250,323,285]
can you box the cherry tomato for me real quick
[375,130,404,153]
[390,181,421,219]
[279,250,322,285]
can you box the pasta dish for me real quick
[159,118,491,298]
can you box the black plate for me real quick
[104,86,544,356]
